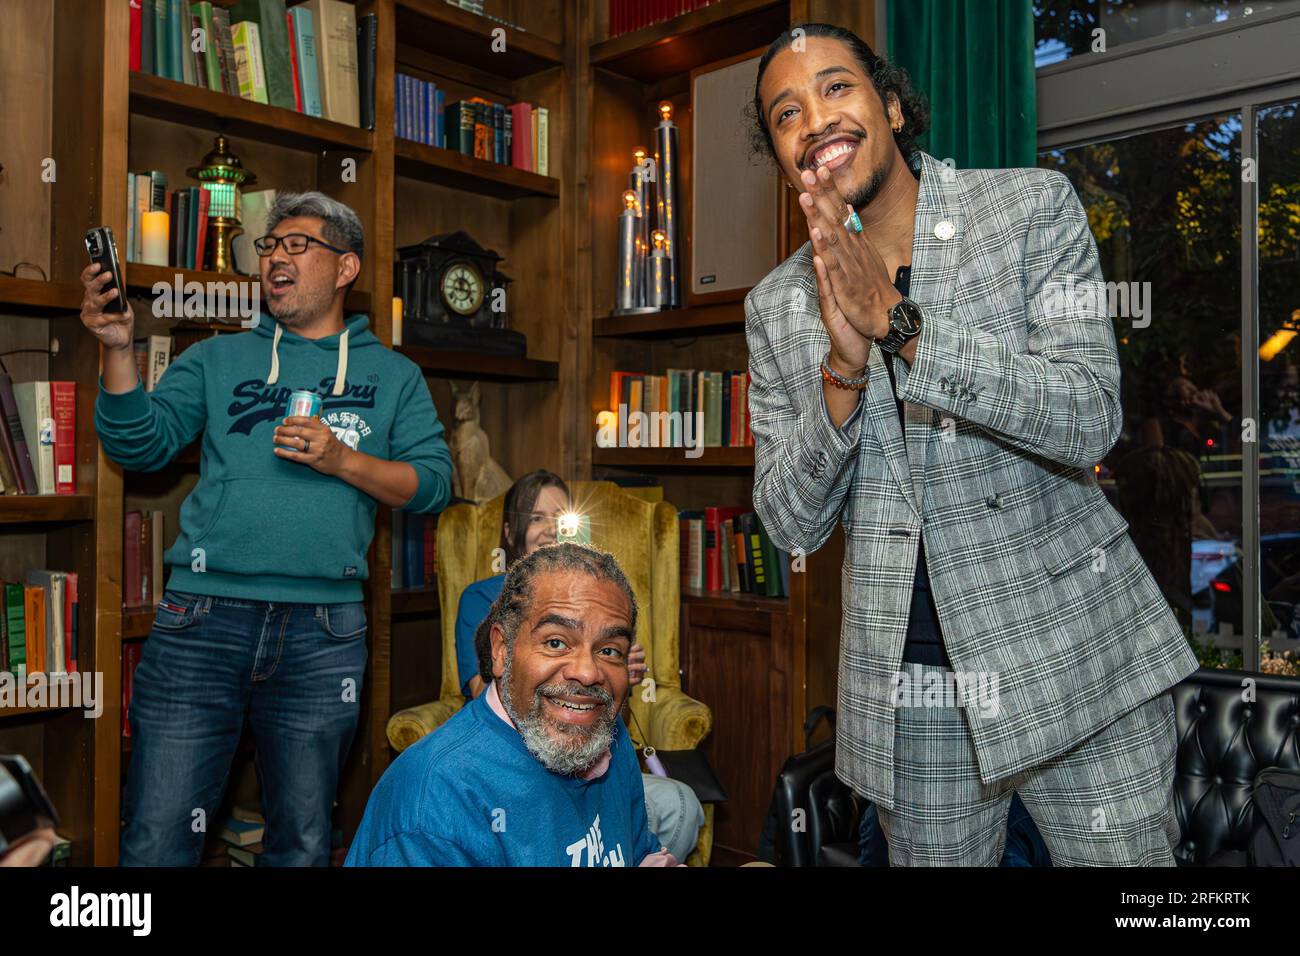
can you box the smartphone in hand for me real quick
[84,226,126,314]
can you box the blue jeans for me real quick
[120,590,368,866]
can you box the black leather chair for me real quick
[1170,668,1300,864]
[769,668,1300,866]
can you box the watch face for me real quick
[891,298,923,334]
[442,262,485,316]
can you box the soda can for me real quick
[287,389,322,419]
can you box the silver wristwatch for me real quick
[876,296,923,354]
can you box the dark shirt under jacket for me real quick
[883,265,951,669]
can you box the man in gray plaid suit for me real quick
[746,24,1200,865]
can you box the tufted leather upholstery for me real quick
[1171,668,1300,865]
[773,668,1300,866]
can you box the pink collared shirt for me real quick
[485,681,681,867]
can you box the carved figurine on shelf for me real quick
[449,380,512,502]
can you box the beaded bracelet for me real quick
[820,354,870,391]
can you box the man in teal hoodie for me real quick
[81,192,452,866]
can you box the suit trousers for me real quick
[874,663,1180,866]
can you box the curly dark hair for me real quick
[748,23,931,166]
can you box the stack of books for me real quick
[0,375,76,497]
[129,0,377,128]
[124,170,219,272]
[220,807,266,867]
[1,573,80,680]
[608,369,752,448]
[679,506,790,598]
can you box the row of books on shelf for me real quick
[680,507,790,598]
[609,0,720,38]
[609,369,753,448]
[1,573,80,680]
[125,168,279,277]
[130,0,376,128]
[397,75,551,175]
[0,376,75,497]
[124,511,167,612]
[392,511,437,591]
[134,336,174,392]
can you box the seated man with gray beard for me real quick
[345,543,679,867]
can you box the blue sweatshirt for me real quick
[454,574,506,696]
[345,689,658,866]
[95,313,452,604]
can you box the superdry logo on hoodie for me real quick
[225,378,379,436]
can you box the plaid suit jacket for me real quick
[746,150,1199,809]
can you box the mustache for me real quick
[536,681,614,705]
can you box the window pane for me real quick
[1040,115,1243,670]
[1256,98,1300,676]
[1035,0,1300,67]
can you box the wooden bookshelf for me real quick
[592,445,754,468]
[395,0,565,78]
[591,0,789,82]
[0,275,83,316]
[682,586,787,611]
[121,607,154,641]
[395,137,561,198]
[391,586,439,617]
[130,71,374,153]
[0,704,75,720]
[0,495,95,524]
[594,300,746,338]
[397,345,559,382]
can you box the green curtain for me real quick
[886,0,1037,169]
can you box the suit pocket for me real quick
[1034,498,1130,576]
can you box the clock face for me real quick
[442,261,485,316]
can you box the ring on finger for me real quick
[302,438,310,453]
[843,209,863,233]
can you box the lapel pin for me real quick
[934,220,956,241]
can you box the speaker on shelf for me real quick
[689,51,781,304]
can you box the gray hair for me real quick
[486,543,639,656]
[265,190,364,261]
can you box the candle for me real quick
[645,229,669,308]
[141,210,170,266]
[616,191,640,313]
[392,297,403,346]
[654,102,680,307]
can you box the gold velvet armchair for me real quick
[384,480,715,865]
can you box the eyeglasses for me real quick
[253,233,351,257]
